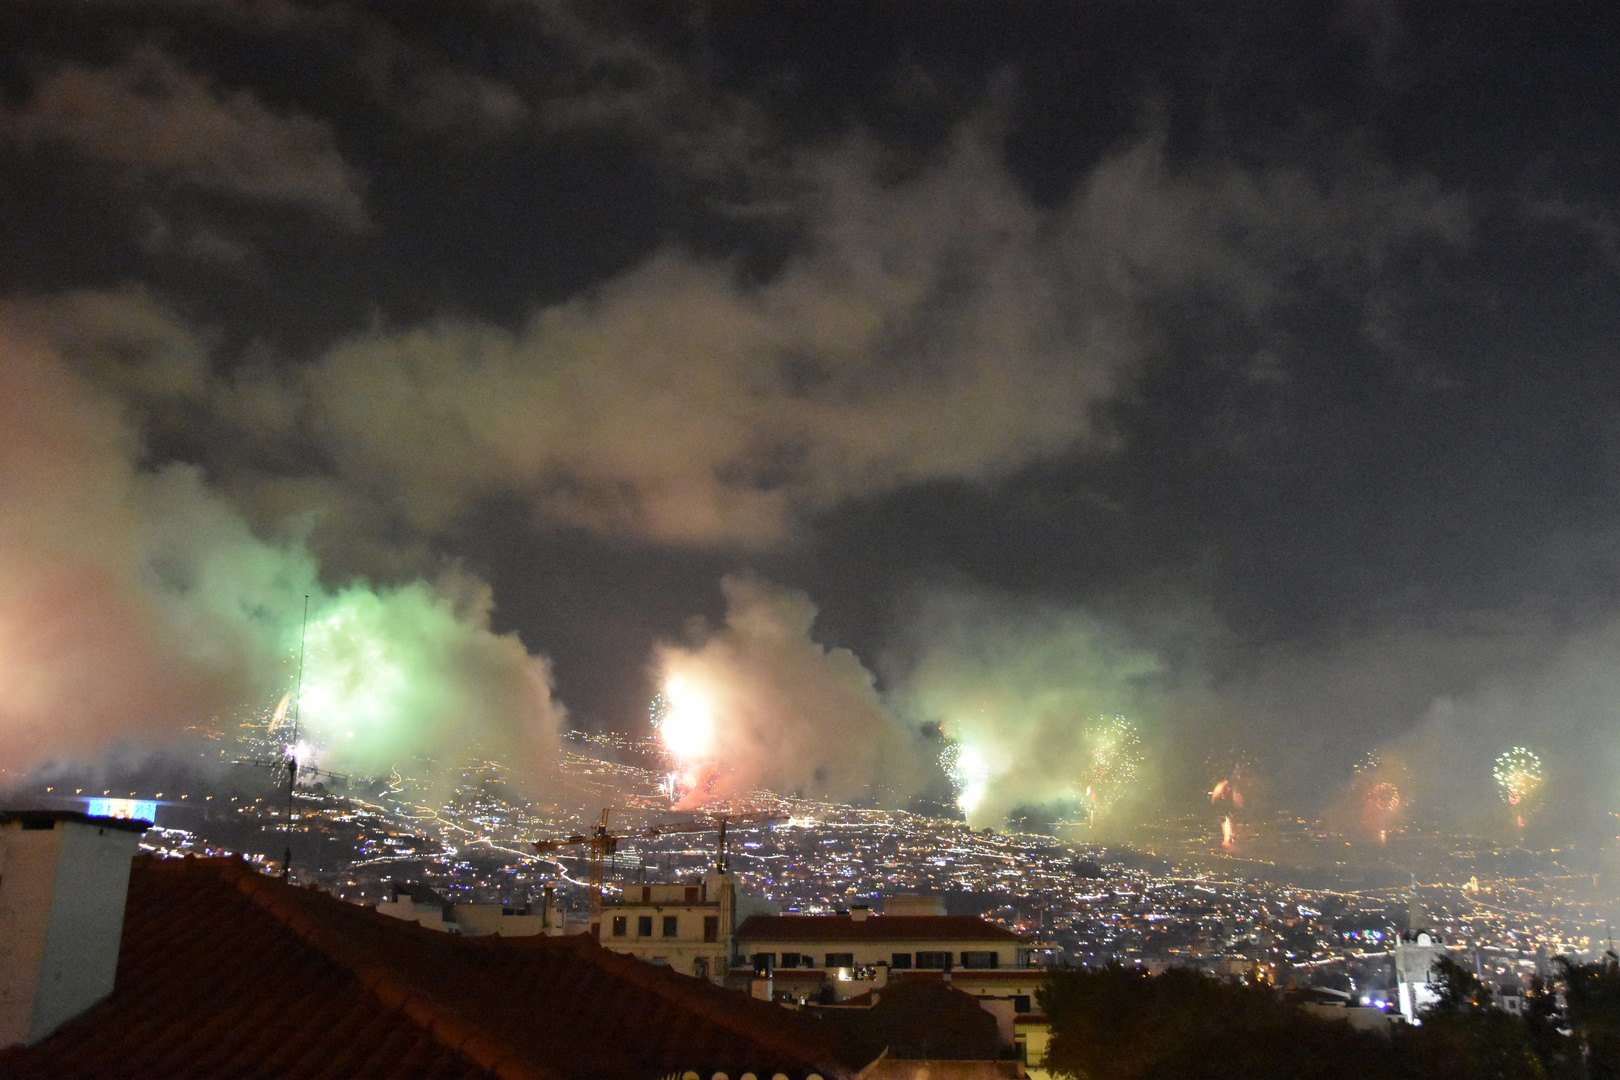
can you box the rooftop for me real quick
[736,915,1029,945]
[0,856,874,1080]
[0,809,151,832]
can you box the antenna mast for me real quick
[283,595,309,881]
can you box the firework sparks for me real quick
[941,742,991,815]
[652,677,720,804]
[1080,716,1143,822]
[1494,747,1544,827]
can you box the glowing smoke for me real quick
[941,742,991,815]
[1081,716,1144,822]
[653,576,929,807]
[286,578,563,781]
[0,316,564,788]
[890,589,1164,829]
[650,676,722,802]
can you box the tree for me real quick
[1424,955,1492,1015]
[1419,956,1544,1079]
[1524,974,1578,1079]
[1040,965,1412,1080]
[1558,954,1620,1080]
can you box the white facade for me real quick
[1394,929,1444,1022]
[737,914,1029,973]
[734,906,1035,1006]
[598,872,736,981]
[0,811,147,1047]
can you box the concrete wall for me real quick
[451,905,555,937]
[599,872,735,982]
[0,815,143,1047]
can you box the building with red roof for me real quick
[0,852,878,1080]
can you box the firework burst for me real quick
[941,742,991,815]
[1494,747,1544,808]
[1207,751,1253,810]
[1352,750,1407,838]
[1081,715,1143,819]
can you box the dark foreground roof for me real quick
[736,915,1028,944]
[810,981,1001,1060]
[0,856,873,1080]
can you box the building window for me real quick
[781,952,802,968]
[663,915,678,937]
[704,915,720,943]
[825,952,854,969]
[752,953,775,976]
[694,957,709,979]
[685,886,700,903]
[611,916,627,937]
[890,952,913,969]
[916,951,952,969]
[1013,995,1032,1014]
[961,951,999,969]
[638,915,653,937]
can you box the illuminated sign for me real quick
[85,798,157,823]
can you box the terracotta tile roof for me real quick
[736,915,1028,944]
[0,856,874,1080]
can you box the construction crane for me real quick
[533,808,788,933]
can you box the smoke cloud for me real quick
[2,44,369,229]
[0,315,562,787]
[886,588,1167,830]
[654,576,929,806]
[200,127,1463,561]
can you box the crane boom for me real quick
[532,809,787,933]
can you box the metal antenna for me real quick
[283,595,309,881]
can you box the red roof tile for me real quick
[0,856,874,1080]
[736,915,1029,944]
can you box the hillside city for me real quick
[25,708,1612,1014]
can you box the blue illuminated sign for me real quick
[85,798,157,823]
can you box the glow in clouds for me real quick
[658,676,716,761]
[270,582,558,778]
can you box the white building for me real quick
[1393,882,1445,1022]
[734,897,1036,1004]
[596,871,765,982]
[0,810,149,1047]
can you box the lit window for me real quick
[611,916,627,937]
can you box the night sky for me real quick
[3,2,1619,838]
